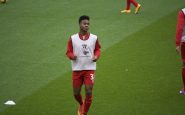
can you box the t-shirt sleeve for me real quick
[176,10,185,46]
[66,37,75,60]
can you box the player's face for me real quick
[80,20,90,32]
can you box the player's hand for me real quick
[176,46,180,54]
[92,55,98,62]
[72,56,77,60]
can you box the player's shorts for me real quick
[181,42,185,62]
[72,70,95,88]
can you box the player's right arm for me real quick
[66,38,77,60]
[176,10,185,54]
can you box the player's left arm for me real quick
[92,39,101,62]
[176,11,185,54]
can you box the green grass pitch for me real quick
[0,0,185,114]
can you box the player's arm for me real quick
[92,39,101,62]
[176,11,185,54]
[66,38,77,60]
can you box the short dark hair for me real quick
[79,15,90,24]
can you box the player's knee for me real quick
[85,88,92,95]
[183,62,185,67]
[86,91,92,96]
[73,88,81,95]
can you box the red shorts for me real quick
[181,42,185,62]
[72,70,95,88]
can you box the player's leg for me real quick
[130,0,138,7]
[72,71,84,114]
[180,43,185,94]
[126,0,131,10]
[83,70,95,115]
[74,87,84,115]
[130,0,141,14]
[73,71,83,105]
[73,87,83,105]
[83,85,93,115]
[129,0,141,14]
[121,0,131,13]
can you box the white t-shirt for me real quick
[71,33,97,71]
[181,8,185,42]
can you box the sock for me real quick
[74,94,83,105]
[126,0,131,10]
[130,0,138,7]
[83,94,92,114]
[182,67,185,91]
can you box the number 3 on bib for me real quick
[90,74,95,83]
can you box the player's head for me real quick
[79,15,90,32]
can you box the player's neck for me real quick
[79,30,88,36]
